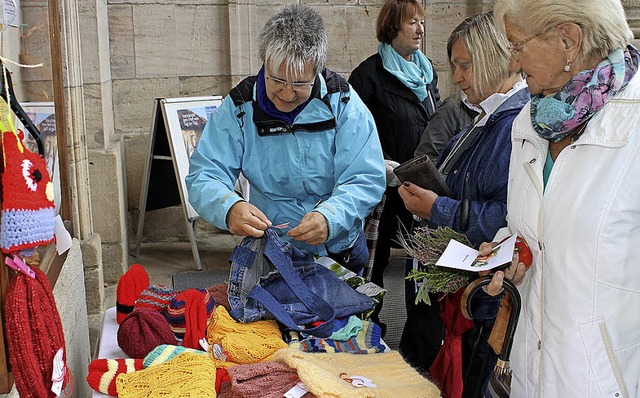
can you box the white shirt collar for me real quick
[475,80,528,127]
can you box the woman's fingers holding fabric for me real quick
[288,211,328,245]
[227,201,271,237]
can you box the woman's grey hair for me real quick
[259,4,327,78]
[447,12,513,101]
[494,0,633,65]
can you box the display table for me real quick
[92,307,126,398]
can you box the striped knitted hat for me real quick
[86,358,144,396]
[4,265,69,398]
[134,284,177,313]
[165,288,215,348]
[1,130,55,255]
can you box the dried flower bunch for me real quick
[397,226,473,306]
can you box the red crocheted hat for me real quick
[4,265,69,398]
[117,308,177,359]
[1,130,55,255]
[116,264,149,324]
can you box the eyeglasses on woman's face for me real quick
[507,25,558,56]
[265,75,315,93]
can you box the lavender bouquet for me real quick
[397,226,473,306]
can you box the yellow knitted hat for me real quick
[271,349,440,398]
[115,352,217,397]
[206,306,287,369]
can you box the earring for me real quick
[564,61,572,72]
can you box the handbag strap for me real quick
[247,230,336,337]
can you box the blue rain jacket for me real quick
[186,69,386,256]
[430,87,530,246]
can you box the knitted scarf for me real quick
[530,45,640,142]
[378,43,433,102]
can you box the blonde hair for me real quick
[447,12,512,101]
[494,0,633,65]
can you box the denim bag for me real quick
[227,228,375,338]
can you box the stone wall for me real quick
[109,0,491,245]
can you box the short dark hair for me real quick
[376,0,426,44]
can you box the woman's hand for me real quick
[227,201,271,237]
[288,211,329,246]
[478,241,527,296]
[398,182,438,219]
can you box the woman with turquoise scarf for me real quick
[348,0,440,339]
[479,0,640,396]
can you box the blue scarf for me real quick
[256,66,311,125]
[530,45,640,143]
[378,43,433,102]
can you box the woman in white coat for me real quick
[481,0,640,396]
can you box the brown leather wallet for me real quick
[393,154,453,197]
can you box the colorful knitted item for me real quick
[227,362,311,398]
[116,264,150,324]
[117,308,177,358]
[206,306,287,369]
[271,349,441,398]
[290,320,386,354]
[143,344,207,368]
[4,265,69,398]
[165,288,215,348]
[86,358,144,396]
[1,130,55,255]
[116,352,217,398]
[134,284,177,313]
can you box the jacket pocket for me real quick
[579,320,627,397]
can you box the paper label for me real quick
[212,343,227,362]
[51,348,65,396]
[199,338,210,352]
[284,381,309,398]
[54,215,73,255]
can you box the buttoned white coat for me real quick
[495,71,640,397]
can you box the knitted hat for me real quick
[142,344,206,368]
[117,308,177,359]
[86,358,144,396]
[271,349,441,398]
[227,362,306,398]
[206,306,287,369]
[134,284,177,313]
[1,130,55,255]
[165,288,215,348]
[206,283,231,311]
[116,352,217,398]
[116,264,149,324]
[4,265,69,398]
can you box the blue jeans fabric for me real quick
[329,231,368,275]
[227,229,375,337]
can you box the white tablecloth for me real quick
[91,307,127,398]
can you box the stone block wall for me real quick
[109,0,492,244]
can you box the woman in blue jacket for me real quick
[186,4,386,274]
[398,12,529,397]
